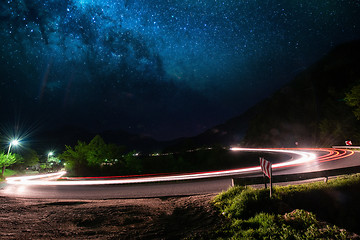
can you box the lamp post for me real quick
[2,139,19,176]
[48,151,53,161]
[7,139,19,156]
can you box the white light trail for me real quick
[6,171,67,183]
[6,148,316,186]
[230,147,317,168]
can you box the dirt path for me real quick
[0,194,224,239]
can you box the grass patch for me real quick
[3,169,17,178]
[211,174,360,239]
[0,169,17,181]
[1,169,40,181]
[216,210,347,239]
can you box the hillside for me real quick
[243,39,360,147]
[168,40,360,149]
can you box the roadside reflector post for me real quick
[260,157,272,198]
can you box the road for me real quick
[1,148,359,200]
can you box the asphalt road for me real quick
[1,148,359,200]
[1,177,233,199]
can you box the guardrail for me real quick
[232,165,360,186]
[332,146,360,149]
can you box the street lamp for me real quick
[7,139,19,156]
[48,151,53,161]
[3,139,19,175]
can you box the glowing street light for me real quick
[7,139,19,156]
[48,151,54,161]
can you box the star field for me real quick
[1,0,360,140]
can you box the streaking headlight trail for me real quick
[6,148,317,186]
[6,171,67,183]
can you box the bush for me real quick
[215,210,347,240]
[212,175,360,239]
[215,186,277,219]
[226,187,272,219]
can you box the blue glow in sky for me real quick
[1,0,360,140]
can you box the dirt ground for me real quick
[0,194,224,239]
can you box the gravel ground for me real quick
[0,194,223,239]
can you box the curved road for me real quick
[1,148,359,199]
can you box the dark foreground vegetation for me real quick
[59,134,291,177]
[209,174,360,239]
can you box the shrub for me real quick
[212,175,360,239]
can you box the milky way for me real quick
[1,0,360,140]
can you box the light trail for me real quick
[318,148,354,162]
[6,148,317,186]
[268,148,354,168]
[5,171,67,182]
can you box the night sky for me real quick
[1,0,360,140]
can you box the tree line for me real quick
[58,135,286,177]
[1,134,236,178]
[58,134,235,177]
[0,148,62,179]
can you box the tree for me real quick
[87,135,108,167]
[345,83,360,120]
[14,149,39,170]
[59,135,128,176]
[0,152,17,177]
[46,154,62,172]
[59,135,137,176]
[124,151,143,173]
[10,153,24,171]
[23,149,40,167]
[59,141,89,176]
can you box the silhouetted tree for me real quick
[59,141,89,176]
[59,135,129,176]
[11,149,39,171]
[345,83,360,120]
[124,151,142,173]
[87,135,108,167]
